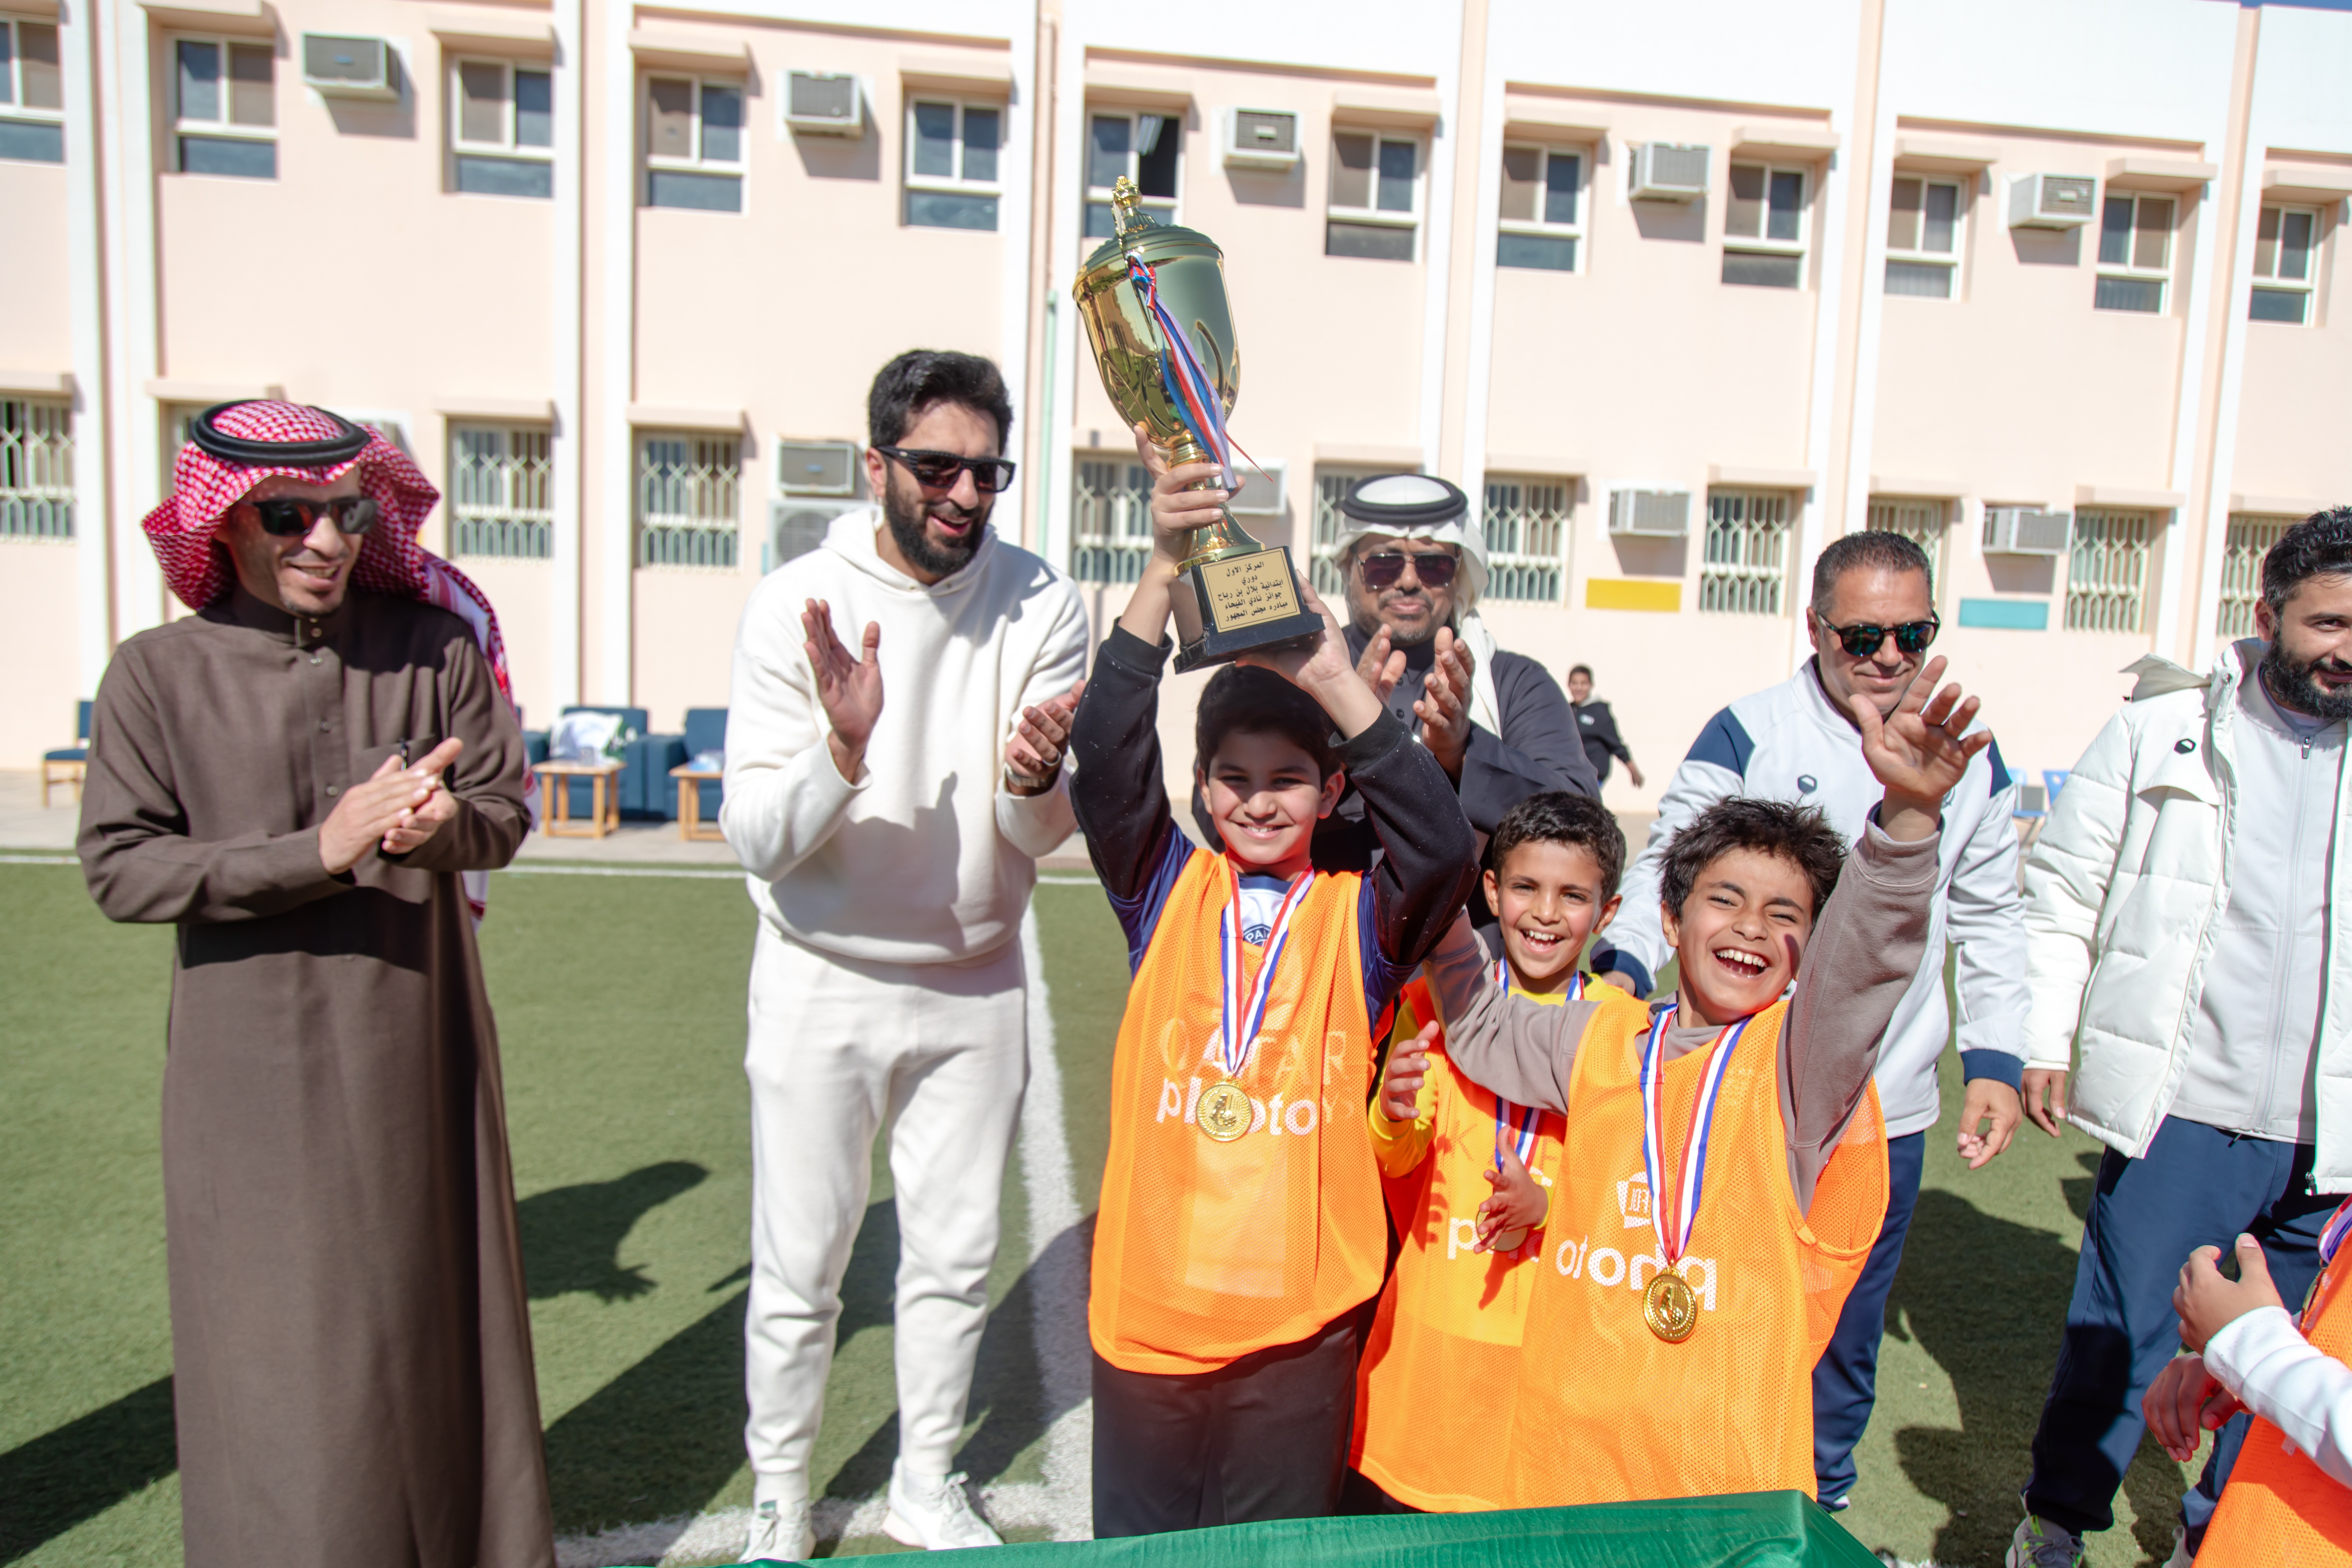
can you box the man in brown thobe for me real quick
[77,401,554,1568]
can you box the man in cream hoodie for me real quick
[723,351,1089,1559]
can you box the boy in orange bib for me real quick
[2144,1205,2352,1564]
[1068,443,1477,1535]
[1421,657,1991,1506]
[1350,791,1648,1513]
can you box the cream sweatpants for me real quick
[742,923,1029,1504]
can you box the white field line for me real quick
[557,904,1094,1568]
[0,853,77,864]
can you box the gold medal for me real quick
[1643,1266,1699,1343]
[1490,1226,1530,1256]
[1197,1078,1252,1143]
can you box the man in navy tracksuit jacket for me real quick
[1588,530,2031,1510]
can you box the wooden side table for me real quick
[534,759,624,838]
[670,765,725,841]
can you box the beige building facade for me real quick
[5,0,2350,810]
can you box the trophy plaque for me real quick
[1072,178,1324,673]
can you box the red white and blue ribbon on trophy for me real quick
[1125,253,1247,490]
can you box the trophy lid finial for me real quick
[1110,175,1153,241]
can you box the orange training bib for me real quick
[1088,849,1385,1374]
[2200,1197,2352,1564]
[1508,1000,1888,1506]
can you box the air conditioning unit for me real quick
[766,497,862,573]
[2008,173,2098,230]
[1608,488,1691,537]
[1223,108,1302,172]
[1226,458,1287,516]
[1630,142,1710,201]
[776,438,860,496]
[784,72,863,136]
[301,34,397,100]
[1982,506,2072,556]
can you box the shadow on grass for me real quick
[1888,1163,2188,1566]
[547,1199,1087,1538]
[522,1161,710,1302]
[0,1375,177,1562]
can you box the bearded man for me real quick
[2008,508,2352,1568]
[1197,473,1595,874]
[77,401,548,1568]
[723,350,1089,1559]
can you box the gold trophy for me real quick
[1073,177,1323,673]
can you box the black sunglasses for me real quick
[243,495,379,537]
[876,446,1017,494]
[1356,550,1460,590]
[1815,613,1939,658]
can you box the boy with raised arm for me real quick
[1069,437,1477,1535]
[1421,658,1989,1504]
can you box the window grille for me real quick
[1311,467,1404,594]
[0,396,72,539]
[2217,513,2296,640]
[637,433,740,568]
[449,424,553,559]
[1700,489,1793,615]
[2065,508,2155,632]
[1481,477,1569,602]
[1864,497,1945,583]
[1071,458,1152,584]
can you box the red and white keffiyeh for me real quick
[141,400,539,916]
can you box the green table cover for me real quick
[743,1491,1879,1567]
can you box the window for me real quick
[0,397,71,539]
[2065,508,2155,632]
[2095,193,2174,314]
[1864,497,1947,583]
[451,58,552,199]
[1326,130,1419,261]
[1084,111,1177,241]
[1482,477,1569,601]
[1700,489,1794,614]
[905,99,1000,231]
[637,433,740,567]
[449,425,553,558]
[1071,458,1152,584]
[0,17,63,164]
[2217,513,2297,639]
[1497,146,1582,272]
[1723,163,1806,288]
[174,36,274,178]
[644,75,742,212]
[1311,465,1409,593]
[2252,205,2320,325]
[1885,176,1962,299]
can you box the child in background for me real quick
[2144,1202,2352,1563]
[1350,791,1648,1513]
[1421,658,1989,1506]
[1068,434,1477,1536]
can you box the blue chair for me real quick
[655,707,727,822]
[2011,774,2049,850]
[552,705,653,818]
[43,700,91,807]
[2043,769,2070,805]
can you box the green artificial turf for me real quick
[0,865,2204,1567]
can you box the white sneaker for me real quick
[2163,1521,2197,1567]
[744,1498,815,1563]
[883,1461,1002,1550]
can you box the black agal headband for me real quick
[188,402,372,466]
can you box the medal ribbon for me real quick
[1639,1004,1748,1269]
[1490,967,1582,1171]
[1125,253,1268,492]
[2321,1197,2352,1269]
[1217,867,1315,1079]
